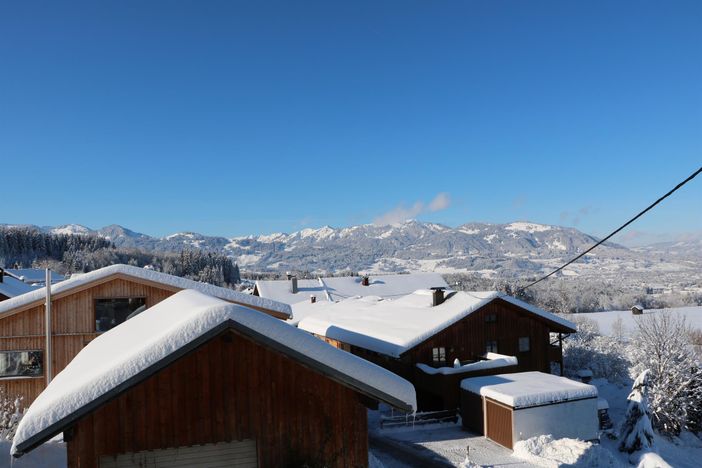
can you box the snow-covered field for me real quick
[579,306,702,336]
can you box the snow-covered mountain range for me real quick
[6,221,700,280]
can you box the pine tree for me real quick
[619,369,655,454]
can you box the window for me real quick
[485,314,497,323]
[519,337,531,352]
[432,347,446,364]
[95,297,147,332]
[0,350,43,378]
[485,340,498,353]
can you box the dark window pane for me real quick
[486,340,498,353]
[95,297,147,332]
[0,350,43,378]
[519,337,531,352]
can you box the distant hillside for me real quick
[7,221,699,282]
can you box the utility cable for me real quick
[517,165,702,293]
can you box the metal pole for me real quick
[45,268,52,385]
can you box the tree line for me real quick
[0,227,240,286]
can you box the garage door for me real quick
[485,399,513,449]
[99,440,257,468]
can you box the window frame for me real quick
[0,349,44,379]
[484,313,497,323]
[518,336,531,353]
[432,346,447,365]
[94,296,147,333]
[485,340,498,354]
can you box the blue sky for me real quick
[1,1,700,244]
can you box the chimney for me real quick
[310,294,316,304]
[361,275,370,286]
[431,287,446,306]
[290,276,298,294]
[285,271,292,280]
[0,267,4,283]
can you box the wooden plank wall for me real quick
[407,299,553,374]
[0,278,175,405]
[67,329,369,468]
[336,299,561,411]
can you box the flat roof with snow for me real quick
[0,264,291,318]
[254,272,448,307]
[297,291,576,358]
[12,289,416,457]
[460,371,598,409]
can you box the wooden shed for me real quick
[0,264,291,406]
[298,290,576,410]
[12,290,416,468]
[460,372,599,449]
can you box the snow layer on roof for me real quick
[0,276,35,298]
[0,264,290,318]
[6,269,65,284]
[297,291,575,357]
[12,290,415,455]
[255,272,448,306]
[416,353,518,375]
[289,294,384,326]
[460,371,598,409]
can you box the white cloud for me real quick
[428,192,451,212]
[373,193,451,226]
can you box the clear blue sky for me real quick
[1,1,700,244]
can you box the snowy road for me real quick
[371,423,537,467]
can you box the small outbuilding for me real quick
[631,305,644,315]
[11,290,416,468]
[460,371,598,450]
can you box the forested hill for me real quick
[0,226,240,287]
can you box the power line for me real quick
[517,165,702,293]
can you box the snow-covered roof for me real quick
[416,353,518,376]
[460,371,598,409]
[255,272,448,307]
[0,264,291,318]
[12,290,416,457]
[6,269,65,285]
[0,275,35,298]
[297,291,576,357]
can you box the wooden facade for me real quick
[326,298,572,410]
[65,328,370,468]
[0,274,286,406]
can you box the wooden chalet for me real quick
[12,290,416,468]
[0,264,291,406]
[298,289,577,411]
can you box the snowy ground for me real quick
[581,306,702,336]
[369,379,702,468]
